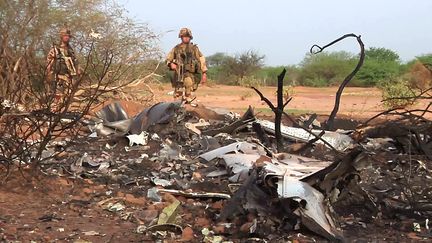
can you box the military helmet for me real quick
[59,27,72,37]
[178,28,193,39]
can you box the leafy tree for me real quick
[206,50,264,85]
[255,65,299,86]
[357,47,401,86]
[207,52,231,67]
[298,51,356,87]
[224,50,265,83]
[0,0,159,98]
[365,47,400,62]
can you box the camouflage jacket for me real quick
[46,43,79,77]
[166,43,208,73]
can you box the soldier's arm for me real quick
[194,45,208,84]
[166,47,177,70]
[46,48,55,74]
[45,48,56,83]
[70,47,82,75]
[195,46,208,73]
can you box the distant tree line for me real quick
[203,48,432,89]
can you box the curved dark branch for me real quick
[283,97,293,108]
[251,86,276,112]
[311,33,365,130]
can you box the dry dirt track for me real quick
[151,84,390,119]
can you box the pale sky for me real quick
[120,0,432,66]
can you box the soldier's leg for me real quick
[172,72,183,98]
[175,82,183,98]
[183,76,194,98]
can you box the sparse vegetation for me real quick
[206,48,432,92]
[240,91,253,100]
[380,77,417,109]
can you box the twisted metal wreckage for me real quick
[91,100,354,241]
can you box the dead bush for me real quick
[381,77,417,109]
[407,61,432,90]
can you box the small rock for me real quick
[147,187,162,202]
[182,227,194,241]
[240,222,254,233]
[154,202,169,211]
[192,172,202,181]
[183,213,193,221]
[124,194,146,206]
[211,201,224,210]
[195,217,211,228]
[162,193,178,204]
[135,209,158,223]
[82,188,93,195]
[213,225,225,234]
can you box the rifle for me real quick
[50,43,60,95]
[172,59,184,95]
[184,44,200,91]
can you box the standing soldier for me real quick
[46,27,80,101]
[166,28,208,103]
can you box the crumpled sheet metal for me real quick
[201,142,331,181]
[220,154,270,182]
[92,102,132,135]
[276,177,342,241]
[95,102,129,122]
[185,119,210,135]
[93,101,181,136]
[199,142,267,162]
[205,142,341,240]
[257,119,354,152]
[102,120,132,133]
[129,102,182,135]
[274,153,333,176]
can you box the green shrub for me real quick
[280,85,295,100]
[301,78,329,87]
[380,78,416,109]
[238,76,263,87]
[240,91,253,100]
[298,51,357,87]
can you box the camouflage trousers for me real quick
[51,75,73,96]
[47,74,74,110]
[172,73,198,98]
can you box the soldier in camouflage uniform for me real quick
[166,28,208,103]
[46,27,80,100]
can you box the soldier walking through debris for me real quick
[46,27,81,103]
[166,28,208,104]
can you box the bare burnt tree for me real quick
[252,69,291,151]
[310,34,365,130]
[251,69,340,153]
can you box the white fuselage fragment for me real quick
[257,119,354,151]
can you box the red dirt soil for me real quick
[150,84,430,119]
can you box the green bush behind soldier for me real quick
[46,27,81,101]
[166,28,208,103]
